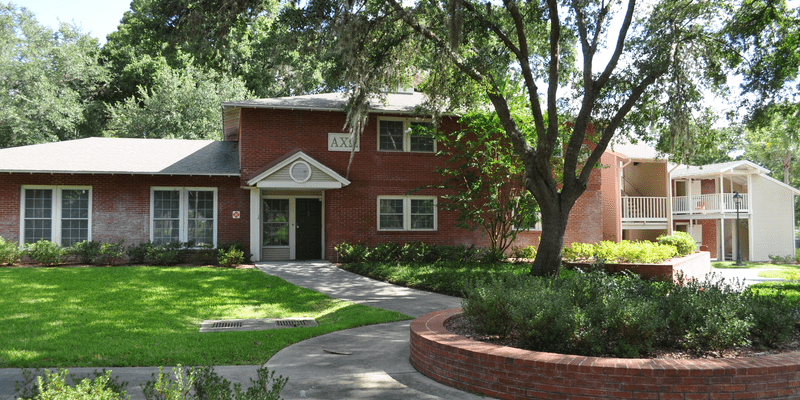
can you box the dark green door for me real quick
[295,198,322,260]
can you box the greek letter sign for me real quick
[328,133,359,152]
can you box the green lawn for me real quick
[339,260,530,297]
[0,266,409,368]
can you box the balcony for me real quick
[672,193,749,215]
[621,196,668,223]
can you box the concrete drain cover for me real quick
[200,318,317,333]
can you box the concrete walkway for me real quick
[0,262,485,400]
[709,267,787,287]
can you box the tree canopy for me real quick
[0,3,108,148]
[288,0,744,274]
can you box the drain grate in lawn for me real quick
[200,318,318,333]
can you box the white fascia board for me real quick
[247,151,350,187]
[256,181,345,189]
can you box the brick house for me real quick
[0,91,611,262]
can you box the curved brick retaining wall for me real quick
[410,308,800,400]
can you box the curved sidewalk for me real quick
[257,261,487,400]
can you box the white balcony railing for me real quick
[621,197,668,222]
[672,193,749,214]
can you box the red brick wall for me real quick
[237,108,603,260]
[0,174,249,251]
[411,308,800,400]
[699,220,718,259]
[701,179,716,195]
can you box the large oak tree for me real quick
[292,0,733,275]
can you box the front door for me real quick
[295,198,322,260]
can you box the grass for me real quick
[0,266,409,368]
[711,260,781,269]
[339,260,531,297]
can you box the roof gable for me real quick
[247,150,350,189]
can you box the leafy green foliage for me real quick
[143,365,286,400]
[217,247,245,268]
[337,258,528,297]
[461,269,799,357]
[334,242,481,264]
[657,232,698,256]
[106,58,251,140]
[432,109,539,253]
[25,240,65,266]
[68,241,103,264]
[0,4,108,149]
[17,369,127,400]
[562,240,679,264]
[0,236,23,265]
[510,245,537,260]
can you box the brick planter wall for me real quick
[410,308,800,400]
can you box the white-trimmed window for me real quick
[378,196,437,231]
[20,186,92,246]
[377,117,435,153]
[151,187,217,246]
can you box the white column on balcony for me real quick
[747,173,754,262]
[721,217,726,261]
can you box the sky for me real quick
[13,0,132,43]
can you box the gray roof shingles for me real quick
[0,137,240,176]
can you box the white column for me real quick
[720,217,725,261]
[249,188,261,262]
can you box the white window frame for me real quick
[376,117,436,153]
[150,187,218,247]
[19,185,92,246]
[377,196,437,231]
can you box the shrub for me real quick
[511,245,537,260]
[562,240,678,264]
[335,242,483,264]
[218,247,245,268]
[148,242,184,266]
[461,268,799,358]
[0,236,23,266]
[68,241,102,264]
[143,365,286,400]
[334,242,369,263]
[97,240,126,265]
[25,240,65,266]
[126,241,153,264]
[15,368,128,400]
[768,254,795,264]
[657,231,696,256]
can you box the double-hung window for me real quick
[21,186,91,246]
[377,118,435,153]
[151,188,217,246]
[377,196,437,231]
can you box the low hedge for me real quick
[462,269,799,358]
[0,236,248,268]
[562,239,679,264]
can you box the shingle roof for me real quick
[671,160,769,178]
[222,91,429,114]
[0,138,239,176]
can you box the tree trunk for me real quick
[529,192,575,276]
[783,153,791,185]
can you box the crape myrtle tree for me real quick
[290,0,732,275]
[432,107,540,254]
